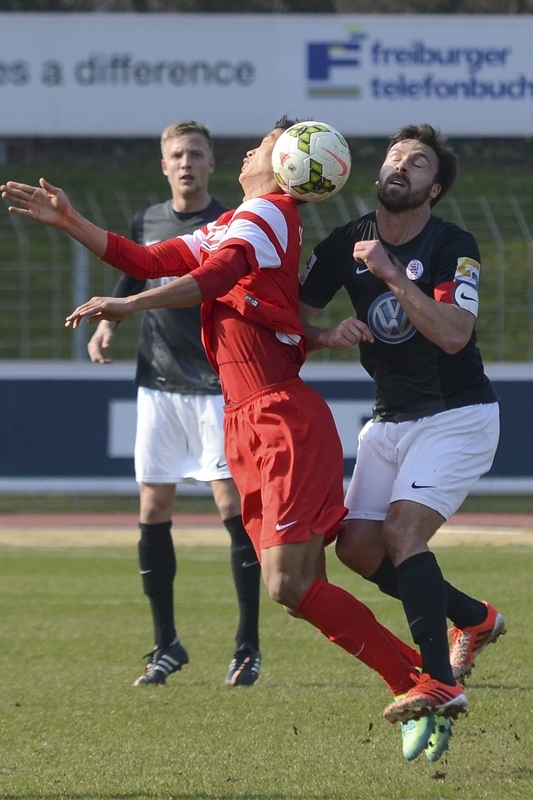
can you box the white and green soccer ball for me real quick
[272,121,351,202]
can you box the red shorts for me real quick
[223,377,347,556]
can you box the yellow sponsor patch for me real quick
[455,257,480,288]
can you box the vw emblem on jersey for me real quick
[405,259,424,280]
[367,292,416,344]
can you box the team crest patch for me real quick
[405,259,424,280]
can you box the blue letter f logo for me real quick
[308,40,363,81]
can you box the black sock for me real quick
[445,586,487,629]
[369,555,487,629]
[395,552,455,685]
[138,521,177,649]
[223,515,260,650]
[367,555,401,598]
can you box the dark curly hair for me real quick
[387,123,458,207]
[274,115,311,130]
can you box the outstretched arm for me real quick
[66,273,203,329]
[66,244,251,329]
[2,178,201,281]
[1,178,108,257]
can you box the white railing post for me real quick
[479,196,505,360]
[71,239,90,361]
[509,196,533,359]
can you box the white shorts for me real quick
[344,403,500,522]
[134,386,232,485]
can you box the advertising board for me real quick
[1,13,533,136]
[0,361,531,495]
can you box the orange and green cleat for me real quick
[425,716,453,762]
[384,672,467,723]
[449,601,506,683]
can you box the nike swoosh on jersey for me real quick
[355,265,370,274]
[411,481,436,489]
[140,569,152,574]
[275,520,298,531]
[144,239,162,246]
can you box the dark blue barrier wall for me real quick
[0,378,134,477]
[0,362,531,493]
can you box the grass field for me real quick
[0,540,531,800]
[2,493,533,515]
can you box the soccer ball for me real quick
[272,121,351,202]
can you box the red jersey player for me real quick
[3,120,458,760]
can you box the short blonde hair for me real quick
[160,121,214,155]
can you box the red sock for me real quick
[294,578,416,696]
[379,622,423,671]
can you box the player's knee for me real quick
[335,531,376,578]
[212,479,241,521]
[265,575,286,605]
[335,533,358,570]
[381,518,405,557]
[215,495,241,521]
[264,571,305,610]
[218,500,240,521]
[139,484,175,524]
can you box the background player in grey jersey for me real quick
[87,121,261,688]
[300,124,505,760]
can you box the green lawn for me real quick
[0,542,531,799]
[1,493,533,515]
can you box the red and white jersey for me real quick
[104,192,307,404]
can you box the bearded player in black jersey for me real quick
[87,121,261,688]
[300,124,505,762]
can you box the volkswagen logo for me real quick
[367,292,416,344]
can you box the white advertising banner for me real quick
[1,13,533,137]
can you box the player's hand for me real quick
[324,316,374,349]
[87,320,116,364]
[1,178,73,228]
[353,239,395,281]
[65,297,132,329]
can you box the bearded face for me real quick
[376,140,441,212]
[376,171,437,212]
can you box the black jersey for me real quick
[113,197,228,395]
[300,211,497,422]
